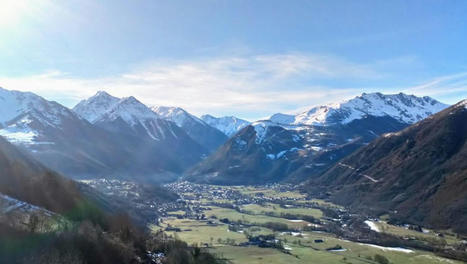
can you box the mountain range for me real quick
[0,87,454,187]
[185,92,448,185]
[0,89,209,181]
[307,100,467,234]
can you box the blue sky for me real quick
[0,0,466,120]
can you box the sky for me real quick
[0,0,466,120]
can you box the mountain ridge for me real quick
[269,92,447,126]
[152,106,228,152]
[201,114,250,137]
[186,92,449,185]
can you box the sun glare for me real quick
[0,0,36,28]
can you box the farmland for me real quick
[152,182,466,264]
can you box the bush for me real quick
[374,254,390,264]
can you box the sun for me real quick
[0,0,36,28]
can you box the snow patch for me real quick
[364,220,381,232]
[0,129,37,144]
[358,243,414,253]
[266,154,276,160]
[288,220,304,223]
[252,121,270,144]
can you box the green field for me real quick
[237,187,306,199]
[153,218,247,246]
[241,203,323,219]
[204,206,311,229]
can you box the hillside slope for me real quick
[0,136,87,215]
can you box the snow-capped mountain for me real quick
[186,92,449,185]
[270,92,447,126]
[0,87,76,144]
[75,92,180,141]
[151,106,227,152]
[72,91,120,123]
[201,114,250,137]
[0,87,142,177]
[73,92,208,176]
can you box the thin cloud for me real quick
[403,72,467,103]
[0,53,461,120]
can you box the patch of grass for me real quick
[210,246,303,264]
[154,218,247,246]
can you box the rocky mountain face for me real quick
[308,100,467,234]
[152,106,228,152]
[185,93,448,185]
[201,114,250,137]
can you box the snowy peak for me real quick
[97,96,159,125]
[270,92,448,126]
[0,87,77,144]
[73,91,159,125]
[151,106,204,127]
[201,114,250,137]
[152,107,228,151]
[454,99,467,109]
[73,92,170,140]
[73,91,120,123]
[0,87,73,126]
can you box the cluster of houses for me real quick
[81,179,187,222]
[165,181,308,207]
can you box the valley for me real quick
[2,2,467,263]
[152,182,466,264]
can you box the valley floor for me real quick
[151,182,466,264]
